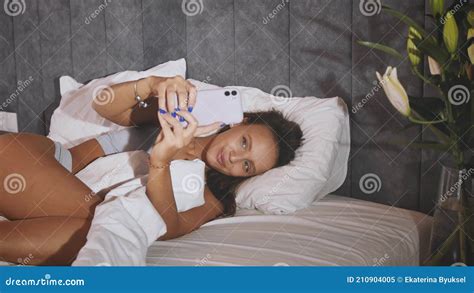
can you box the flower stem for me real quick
[408,115,446,124]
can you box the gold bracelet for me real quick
[148,159,170,169]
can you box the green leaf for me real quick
[391,139,449,151]
[382,6,428,37]
[411,35,450,65]
[409,96,446,118]
[356,41,404,59]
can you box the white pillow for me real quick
[187,79,350,215]
[48,59,186,148]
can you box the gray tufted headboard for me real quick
[0,0,451,214]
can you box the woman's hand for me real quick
[145,75,197,113]
[150,110,222,164]
[150,111,195,164]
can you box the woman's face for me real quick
[204,124,279,177]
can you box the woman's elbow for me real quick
[92,102,132,127]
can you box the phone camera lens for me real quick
[231,90,237,96]
[224,91,230,96]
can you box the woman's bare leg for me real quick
[0,217,91,265]
[69,138,105,174]
[0,133,103,220]
[0,133,105,265]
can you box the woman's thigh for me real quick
[0,216,91,265]
[0,133,103,220]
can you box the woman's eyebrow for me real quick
[247,134,257,174]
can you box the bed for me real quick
[0,194,432,266]
[145,195,432,266]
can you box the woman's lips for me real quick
[217,149,225,167]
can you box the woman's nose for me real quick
[229,150,244,164]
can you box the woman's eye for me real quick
[241,137,247,149]
[244,161,250,173]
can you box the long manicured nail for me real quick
[175,107,180,112]
[159,108,167,114]
[188,106,193,112]
[171,112,177,118]
[179,117,185,122]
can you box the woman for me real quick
[0,76,303,265]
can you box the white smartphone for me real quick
[180,88,244,127]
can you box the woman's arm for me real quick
[147,164,223,240]
[146,110,224,240]
[158,185,224,240]
[92,75,197,127]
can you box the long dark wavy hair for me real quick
[205,110,304,217]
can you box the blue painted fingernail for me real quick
[179,117,185,122]
[172,112,177,118]
[175,107,180,112]
[188,106,193,112]
[159,108,167,114]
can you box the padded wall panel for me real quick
[71,0,108,83]
[39,0,72,120]
[143,0,186,68]
[13,0,45,134]
[0,12,16,114]
[187,0,234,86]
[234,0,289,93]
[105,0,144,73]
[350,0,425,210]
[290,0,352,196]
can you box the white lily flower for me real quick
[376,66,411,117]
[428,56,441,75]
